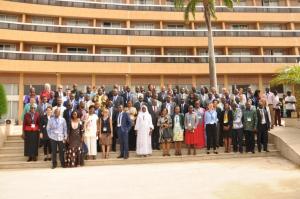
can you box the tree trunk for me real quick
[204,6,217,90]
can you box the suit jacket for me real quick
[179,103,189,115]
[40,114,50,139]
[171,113,185,129]
[23,112,40,132]
[112,95,124,108]
[148,104,161,127]
[158,92,167,103]
[63,109,72,129]
[122,92,134,105]
[37,103,51,116]
[116,112,132,133]
[134,101,149,112]
[256,108,270,130]
[220,110,234,130]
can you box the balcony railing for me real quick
[9,0,300,12]
[0,50,299,63]
[1,21,300,37]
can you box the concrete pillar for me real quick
[160,47,164,55]
[192,75,196,87]
[126,20,130,28]
[224,74,228,90]
[159,21,163,29]
[127,46,131,55]
[19,42,24,51]
[293,47,299,55]
[160,75,164,88]
[258,74,263,91]
[92,74,96,88]
[56,73,61,89]
[286,0,290,6]
[125,74,131,87]
[126,0,130,4]
[191,22,195,30]
[252,0,256,6]
[92,45,96,54]
[18,73,24,124]
[289,22,295,30]
[57,43,61,53]
[58,17,62,25]
[224,46,229,55]
[21,14,26,23]
[93,19,97,27]
[256,22,260,30]
[193,47,197,56]
[222,22,226,30]
[259,47,264,55]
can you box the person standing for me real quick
[84,105,99,160]
[22,105,40,162]
[204,103,218,154]
[47,108,68,169]
[157,108,172,156]
[257,101,271,152]
[135,105,154,157]
[243,101,257,153]
[231,103,244,153]
[220,102,233,153]
[99,109,113,159]
[124,100,138,151]
[273,90,282,126]
[66,111,84,167]
[265,88,275,128]
[172,106,184,156]
[285,91,296,118]
[149,99,161,150]
[194,101,206,149]
[39,106,52,161]
[116,105,132,159]
[184,106,198,156]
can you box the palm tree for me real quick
[174,0,237,89]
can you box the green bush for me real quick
[0,84,8,119]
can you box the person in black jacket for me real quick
[40,106,52,161]
[256,100,270,152]
[220,102,233,153]
[63,102,73,131]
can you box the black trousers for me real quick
[24,131,39,157]
[43,139,52,155]
[232,128,243,152]
[50,139,65,167]
[151,126,160,150]
[274,109,281,126]
[244,130,255,152]
[206,124,217,151]
[257,124,269,152]
[286,109,293,118]
[112,126,118,152]
[128,127,136,151]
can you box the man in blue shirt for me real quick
[47,108,67,169]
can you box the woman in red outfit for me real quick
[23,105,41,162]
[193,100,206,149]
[40,83,51,102]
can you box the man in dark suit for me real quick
[116,105,132,159]
[37,96,51,116]
[134,94,148,112]
[63,101,73,131]
[148,99,161,150]
[158,85,167,103]
[179,98,189,115]
[122,86,133,106]
[111,88,124,110]
[53,85,66,107]
[256,101,270,152]
[161,95,176,116]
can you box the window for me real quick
[234,0,247,6]
[0,44,16,51]
[134,23,154,29]
[197,24,220,30]
[2,84,19,122]
[264,49,284,55]
[166,24,185,29]
[262,24,284,30]
[134,0,154,4]
[165,0,174,5]
[167,49,187,55]
[198,49,222,55]
[102,22,121,28]
[100,48,122,54]
[231,49,252,55]
[262,0,279,6]
[31,46,53,52]
[31,17,54,25]
[66,20,89,27]
[0,14,18,22]
[67,47,88,54]
[231,24,249,30]
[101,0,122,3]
[134,49,155,55]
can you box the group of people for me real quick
[22,83,297,169]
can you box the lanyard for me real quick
[30,113,35,124]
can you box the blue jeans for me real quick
[117,128,129,157]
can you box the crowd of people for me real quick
[21,83,297,169]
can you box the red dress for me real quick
[185,112,202,146]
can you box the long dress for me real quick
[135,107,154,155]
[66,121,84,167]
[157,115,173,143]
[194,108,206,148]
[84,114,98,156]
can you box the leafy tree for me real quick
[0,84,8,119]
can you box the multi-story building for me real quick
[0,0,299,122]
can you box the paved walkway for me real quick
[0,157,299,199]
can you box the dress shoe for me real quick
[264,150,270,152]
[27,157,32,162]
[117,155,124,159]
[44,157,48,161]
[252,151,255,154]
[124,156,129,159]
[214,151,218,154]
[51,164,57,169]
[32,157,37,161]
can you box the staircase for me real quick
[0,134,281,169]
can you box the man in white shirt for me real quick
[264,88,275,128]
[273,90,282,126]
[52,97,66,118]
[285,91,297,118]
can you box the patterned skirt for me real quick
[65,146,84,167]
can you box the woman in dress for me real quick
[66,111,84,167]
[194,100,206,149]
[220,102,233,153]
[135,105,154,157]
[125,100,138,151]
[99,109,113,159]
[184,105,198,155]
[22,105,40,162]
[84,105,99,160]
[172,106,184,156]
[157,108,172,156]
[39,106,52,161]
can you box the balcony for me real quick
[0,50,299,63]
[1,21,300,37]
[9,0,300,12]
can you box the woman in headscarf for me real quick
[135,105,154,157]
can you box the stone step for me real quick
[0,150,280,170]
[0,143,277,155]
[4,140,25,147]
[6,135,23,141]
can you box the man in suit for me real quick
[37,96,51,116]
[148,99,161,150]
[116,105,132,159]
[122,86,133,106]
[63,101,73,130]
[63,93,77,109]
[53,85,66,107]
[161,95,176,116]
[134,94,148,112]
[179,98,189,115]
[158,85,167,103]
[256,100,270,152]
[111,88,124,110]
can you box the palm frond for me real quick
[208,0,216,19]
[174,0,185,10]
[184,0,199,21]
[270,65,300,86]
[223,0,234,9]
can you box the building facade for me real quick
[0,0,299,122]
